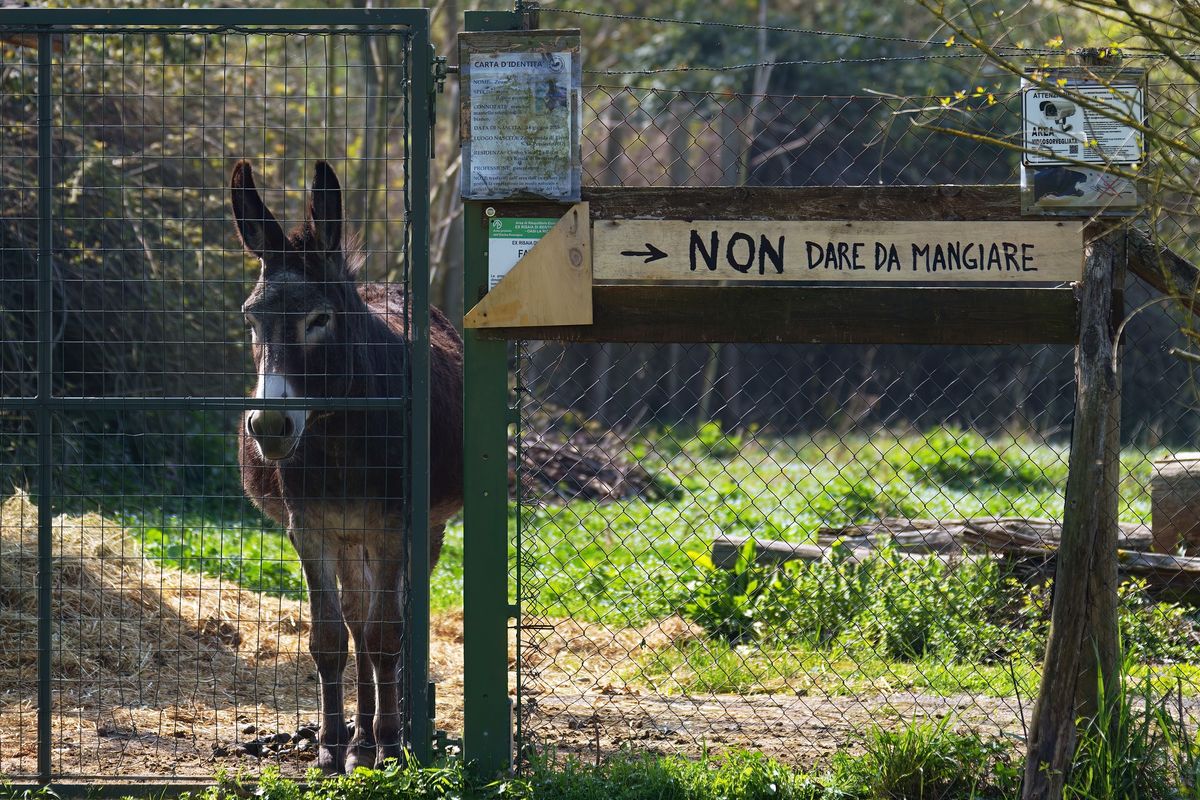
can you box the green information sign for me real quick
[487,217,556,289]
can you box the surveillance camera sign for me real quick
[1021,82,1143,166]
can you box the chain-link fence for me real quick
[579,85,1015,188]
[0,11,436,783]
[508,72,1200,770]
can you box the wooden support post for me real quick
[1079,231,1124,721]
[1022,231,1122,799]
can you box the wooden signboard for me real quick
[594,219,1083,284]
[467,187,1084,345]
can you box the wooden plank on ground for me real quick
[711,519,1200,606]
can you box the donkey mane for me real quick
[279,223,367,283]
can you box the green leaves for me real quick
[682,539,762,644]
[138,518,306,599]
[681,542,1016,662]
[901,428,1056,492]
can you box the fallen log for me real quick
[711,517,1200,606]
[812,516,1153,553]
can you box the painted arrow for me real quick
[620,243,668,263]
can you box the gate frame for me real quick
[462,180,1127,791]
[0,6,437,788]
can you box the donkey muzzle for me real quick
[246,408,303,461]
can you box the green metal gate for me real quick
[0,7,434,787]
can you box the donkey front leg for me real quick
[338,549,378,773]
[292,529,351,774]
[364,539,407,766]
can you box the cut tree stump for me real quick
[1151,454,1200,555]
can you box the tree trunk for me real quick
[430,0,464,321]
[356,32,379,254]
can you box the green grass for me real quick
[127,510,467,613]
[521,429,1167,629]
[82,739,1019,800]
[636,639,1043,697]
[114,428,1200,702]
[136,515,307,598]
[123,428,1168,621]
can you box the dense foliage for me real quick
[682,542,1200,666]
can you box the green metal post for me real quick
[461,10,523,778]
[36,31,54,785]
[407,14,434,766]
[462,199,516,777]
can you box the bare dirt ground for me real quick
[524,690,1026,767]
[514,616,1030,767]
[0,491,1036,782]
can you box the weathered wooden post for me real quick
[1022,229,1123,798]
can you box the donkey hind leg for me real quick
[292,529,351,774]
[363,537,407,766]
[339,546,378,773]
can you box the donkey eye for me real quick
[306,313,331,332]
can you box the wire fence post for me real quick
[35,28,54,786]
[407,12,434,766]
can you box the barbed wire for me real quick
[543,6,1189,64]
[542,7,1057,53]
[583,54,1167,78]
[586,54,1038,76]
[581,84,1010,103]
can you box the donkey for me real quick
[231,159,463,773]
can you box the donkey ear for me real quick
[230,160,287,259]
[307,161,342,253]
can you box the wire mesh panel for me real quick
[45,410,315,779]
[0,35,37,401]
[0,441,37,779]
[0,11,434,783]
[513,327,1200,766]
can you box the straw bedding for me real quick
[0,490,466,779]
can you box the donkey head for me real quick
[232,160,357,461]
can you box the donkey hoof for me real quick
[345,743,376,773]
[317,744,346,775]
[374,743,405,768]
